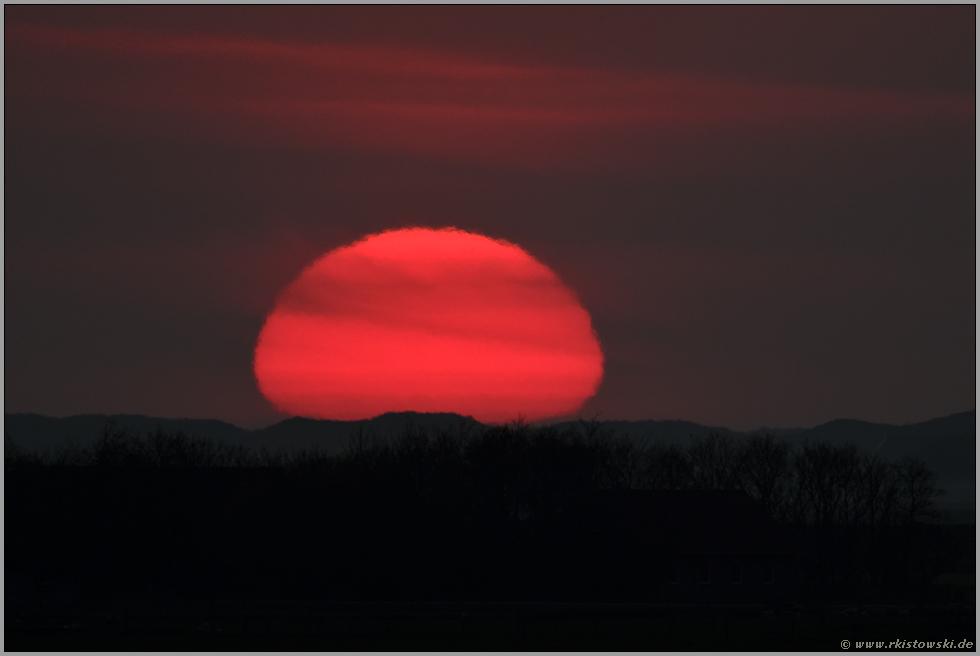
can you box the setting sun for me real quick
[253,227,604,422]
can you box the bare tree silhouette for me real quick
[688,433,745,490]
[893,456,946,524]
[741,434,791,519]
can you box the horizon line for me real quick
[4,408,975,436]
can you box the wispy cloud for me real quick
[7,24,973,169]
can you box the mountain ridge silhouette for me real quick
[5,409,972,445]
[6,409,973,480]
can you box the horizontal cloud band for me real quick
[7,24,973,170]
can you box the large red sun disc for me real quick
[253,227,604,422]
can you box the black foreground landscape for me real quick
[6,414,975,650]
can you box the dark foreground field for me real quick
[6,421,975,650]
[6,599,977,651]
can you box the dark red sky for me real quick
[5,6,975,429]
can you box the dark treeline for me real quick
[5,420,966,606]
[6,419,947,526]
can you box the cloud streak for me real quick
[7,24,973,170]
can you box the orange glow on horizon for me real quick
[253,228,604,422]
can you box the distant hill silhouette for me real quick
[6,409,973,516]
[552,418,743,445]
[3,411,483,457]
[568,411,974,519]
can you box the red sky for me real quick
[5,6,974,429]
